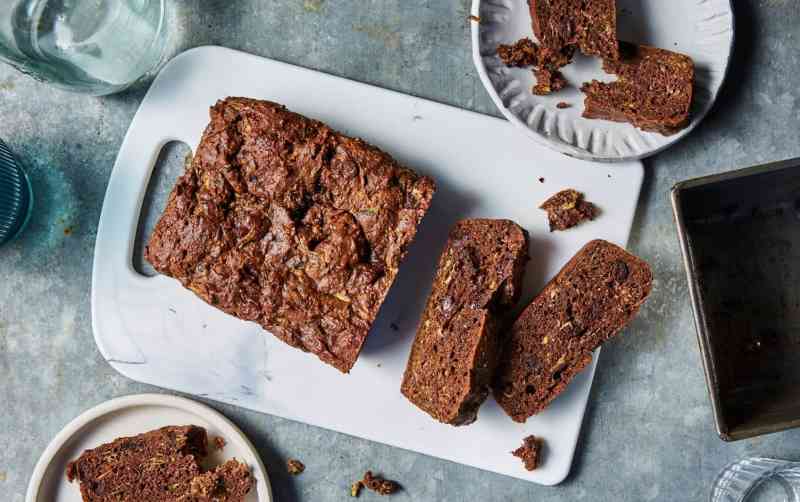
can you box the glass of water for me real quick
[0,0,167,95]
[711,458,800,502]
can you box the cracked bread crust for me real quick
[582,43,695,135]
[145,98,435,373]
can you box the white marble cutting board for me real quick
[92,46,644,485]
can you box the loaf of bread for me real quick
[145,98,436,373]
[493,240,652,422]
[401,219,529,425]
[581,43,695,135]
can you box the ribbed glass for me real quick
[0,138,32,245]
[711,458,800,502]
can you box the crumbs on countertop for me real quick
[556,102,571,109]
[362,471,400,496]
[538,177,545,184]
[287,459,305,475]
[350,481,363,497]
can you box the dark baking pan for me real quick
[672,157,800,441]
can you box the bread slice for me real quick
[493,240,652,422]
[66,425,253,502]
[581,43,695,135]
[401,219,529,425]
[530,0,619,60]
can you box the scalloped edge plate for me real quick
[471,0,734,161]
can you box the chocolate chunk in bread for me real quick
[540,189,599,231]
[190,459,254,501]
[513,435,543,471]
[530,0,619,60]
[401,219,529,425]
[581,43,695,135]
[493,240,652,422]
[145,98,436,373]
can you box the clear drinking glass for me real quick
[0,0,167,95]
[711,458,800,502]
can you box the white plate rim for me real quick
[25,393,273,502]
[470,0,735,161]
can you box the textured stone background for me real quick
[2,1,800,500]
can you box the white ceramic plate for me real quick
[471,0,734,161]
[26,394,272,502]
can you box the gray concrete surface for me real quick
[2,1,799,500]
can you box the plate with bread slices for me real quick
[26,394,271,502]
[471,0,734,160]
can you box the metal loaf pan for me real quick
[672,157,800,441]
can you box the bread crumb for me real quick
[538,177,545,184]
[556,102,571,109]
[213,437,226,451]
[287,459,305,475]
[468,15,481,23]
[513,435,543,471]
[362,471,399,495]
[351,481,363,497]
[539,189,599,231]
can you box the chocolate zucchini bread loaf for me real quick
[66,425,253,502]
[401,219,529,425]
[530,0,619,60]
[581,43,695,135]
[145,98,436,373]
[493,240,652,422]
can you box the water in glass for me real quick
[0,0,166,95]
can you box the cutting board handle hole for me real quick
[133,140,193,277]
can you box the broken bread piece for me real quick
[493,240,652,422]
[530,0,619,60]
[401,219,529,425]
[540,189,599,231]
[66,425,253,502]
[581,43,695,135]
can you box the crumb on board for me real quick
[468,14,481,23]
[213,436,226,451]
[513,435,543,471]
[538,177,545,184]
[390,322,399,331]
[287,459,305,475]
[351,481,363,497]
[556,102,571,109]
[539,189,599,232]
